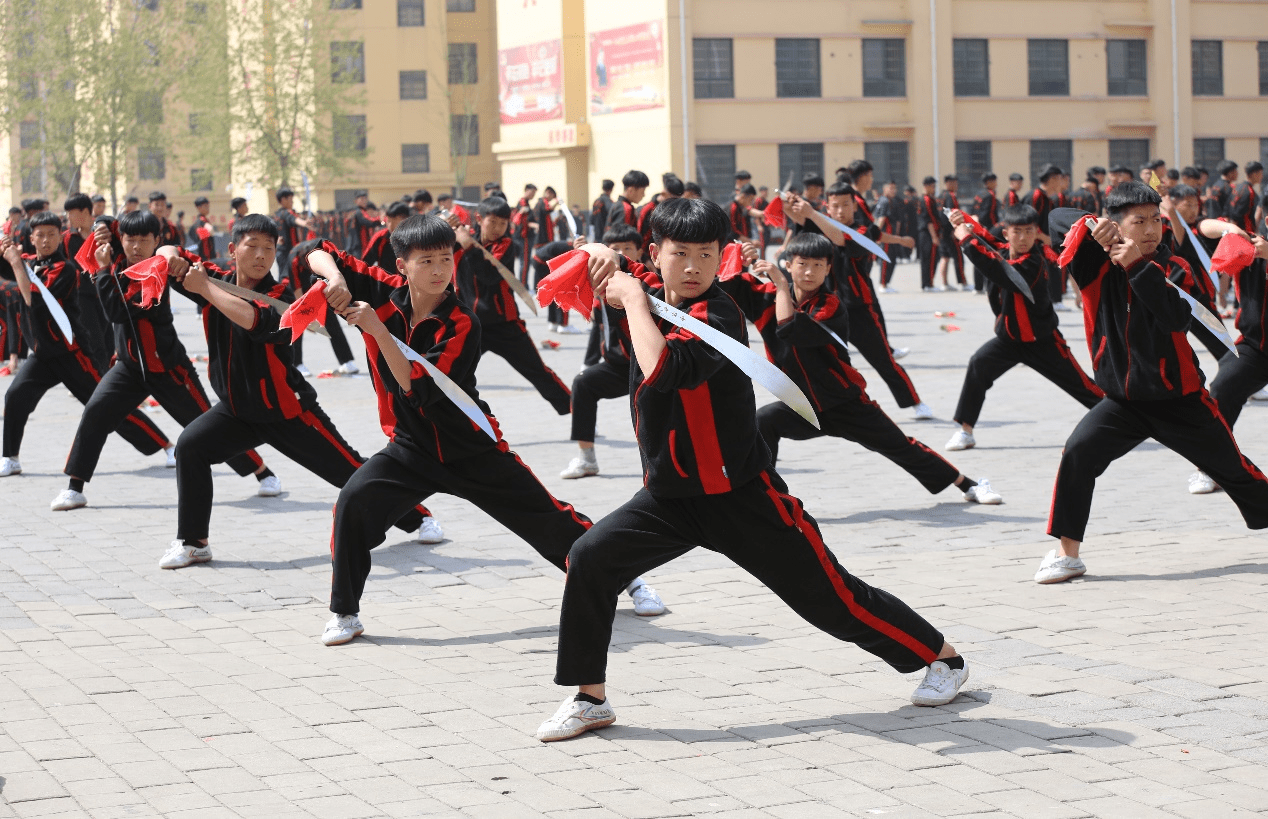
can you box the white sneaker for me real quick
[536,695,616,742]
[880,286,899,294]
[321,614,364,646]
[159,540,212,569]
[257,475,282,497]
[963,478,1002,505]
[961,284,974,292]
[560,455,599,479]
[295,364,313,378]
[337,361,360,375]
[1053,301,1072,312]
[556,324,585,335]
[1188,471,1218,495]
[50,489,87,511]
[891,347,910,360]
[912,402,934,420]
[1034,549,1087,584]
[415,516,445,544]
[165,446,176,468]
[629,583,665,616]
[0,457,20,477]
[911,660,970,706]
[1251,387,1268,401]
[945,429,975,451]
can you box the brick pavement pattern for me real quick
[1,260,1266,818]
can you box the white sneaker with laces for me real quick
[536,695,616,742]
[1188,471,1217,494]
[337,361,360,375]
[50,489,87,511]
[416,516,445,544]
[322,614,364,646]
[963,478,1002,505]
[295,364,313,378]
[945,429,975,451]
[911,660,970,706]
[1034,550,1086,584]
[556,324,585,335]
[0,457,20,477]
[165,446,176,468]
[560,455,599,479]
[1252,387,1268,401]
[160,540,212,569]
[629,583,665,616]
[912,402,934,420]
[891,347,910,360]
[257,475,282,497]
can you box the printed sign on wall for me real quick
[589,21,666,116]
[499,39,563,125]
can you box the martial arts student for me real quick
[1028,165,1069,310]
[917,177,941,291]
[304,214,661,645]
[61,194,113,371]
[942,206,1103,452]
[52,211,278,512]
[535,198,970,742]
[1037,181,1268,584]
[972,173,1000,231]
[0,214,172,478]
[188,196,218,260]
[936,176,969,291]
[361,200,412,273]
[605,170,649,236]
[715,233,1003,506]
[287,237,361,377]
[1005,173,1025,208]
[452,197,572,415]
[1158,185,1238,364]
[1228,162,1263,235]
[158,214,443,570]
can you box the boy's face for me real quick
[945,179,958,192]
[229,233,278,282]
[626,186,647,205]
[67,208,93,230]
[924,182,937,195]
[606,241,639,262]
[825,194,856,225]
[197,203,210,217]
[386,214,408,233]
[805,184,823,201]
[121,232,160,265]
[855,172,873,192]
[787,255,830,294]
[479,214,509,241]
[1251,170,1264,185]
[30,225,62,258]
[149,199,169,218]
[235,203,249,216]
[1114,205,1163,255]
[649,238,718,300]
[1009,178,1023,191]
[737,192,754,208]
[1001,223,1037,256]
[884,183,898,197]
[1170,194,1202,225]
[1225,169,1239,182]
[279,195,294,210]
[397,247,454,297]
[92,201,106,216]
[984,179,996,192]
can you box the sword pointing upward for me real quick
[207,277,331,337]
[23,263,74,345]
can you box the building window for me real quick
[695,144,736,204]
[334,114,367,156]
[451,114,479,156]
[190,169,212,191]
[458,185,481,202]
[955,141,992,198]
[139,147,166,179]
[693,38,733,99]
[400,70,428,100]
[330,0,360,8]
[778,143,824,190]
[1194,138,1225,170]
[331,41,365,84]
[862,39,906,97]
[1029,140,1072,189]
[19,120,40,149]
[447,0,475,9]
[1107,40,1147,96]
[1259,43,1268,95]
[1109,139,1150,174]
[953,39,989,97]
[135,0,158,9]
[20,165,42,193]
[402,143,430,173]
[775,38,820,98]
[1192,40,1223,96]
[1028,39,1069,96]
[334,189,359,211]
[864,141,909,192]
[188,113,204,135]
[397,0,423,26]
[449,43,478,84]
[137,90,164,125]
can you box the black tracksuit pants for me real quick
[65,360,262,482]
[329,440,591,614]
[953,333,1103,428]
[1209,344,1268,426]
[1048,392,1268,542]
[292,306,355,367]
[1045,256,1065,304]
[583,318,603,367]
[918,232,938,290]
[757,401,960,493]
[939,240,966,285]
[555,470,945,685]
[848,303,921,408]
[480,320,572,415]
[570,360,629,442]
[175,402,429,541]
[3,350,170,459]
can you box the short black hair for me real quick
[29,211,63,231]
[664,174,685,197]
[148,191,167,202]
[118,209,163,237]
[1148,158,1166,170]
[847,159,873,179]
[1038,164,1064,182]
[622,170,650,189]
[91,194,106,204]
[1195,166,1210,177]
[981,172,997,183]
[1216,160,1238,177]
[1089,166,1106,176]
[524,183,537,192]
[1166,169,1179,181]
[389,214,456,261]
[999,204,1040,227]
[825,181,856,199]
[194,196,210,206]
[1008,172,1024,181]
[543,186,556,198]
[737,183,756,196]
[7,207,20,215]
[684,181,702,196]
[786,231,836,262]
[484,181,500,191]
[125,195,140,204]
[385,201,411,219]
[601,179,614,192]
[802,173,825,189]
[602,224,641,247]
[1168,184,1200,201]
[923,176,938,186]
[231,213,280,245]
[230,197,247,209]
[413,189,433,204]
[1109,165,1132,175]
[276,186,294,201]
[1247,161,1264,175]
[1181,166,1200,179]
[64,193,92,212]
[477,196,512,220]
[648,197,729,248]
[944,174,957,183]
[1104,180,1162,221]
[437,193,452,202]
[734,169,751,180]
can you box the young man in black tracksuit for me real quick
[917,177,941,290]
[944,205,1103,452]
[1159,184,1238,363]
[453,197,572,415]
[605,170,649,240]
[535,198,969,743]
[1037,181,1268,584]
[0,213,173,479]
[158,215,443,571]
[361,201,412,274]
[936,176,968,290]
[53,211,277,513]
[305,215,660,645]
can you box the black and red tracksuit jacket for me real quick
[593,265,662,368]
[453,233,521,325]
[918,193,940,238]
[796,219,883,307]
[972,191,999,229]
[1161,221,1220,311]
[189,216,217,260]
[274,207,306,259]
[533,199,557,246]
[12,250,84,359]
[717,273,868,415]
[1006,189,1022,208]
[93,249,195,374]
[352,208,379,256]
[158,219,183,250]
[1028,188,1054,236]
[1231,257,1267,355]
[1068,188,1098,216]
[1065,236,1203,401]
[1206,179,1232,220]
[618,258,769,498]
[727,200,751,243]
[957,230,1057,343]
[590,194,612,241]
[361,228,397,273]
[326,247,499,463]
[1227,182,1258,235]
[606,196,638,234]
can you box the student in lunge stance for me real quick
[535,198,969,742]
[157,215,443,571]
[943,205,1103,452]
[305,215,662,646]
[1037,182,1268,584]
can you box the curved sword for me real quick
[208,278,331,337]
[1165,278,1238,357]
[23,263,74,345]
[387,336,499,441]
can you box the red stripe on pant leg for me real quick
[1051,332,1102,395]
[759,473,939,665]
[498,440,592,532]
[301,410,362,469]
[1197,390,1268,481]
[124,413,170,448]
[173,365,212,412]
[866,302,921,403]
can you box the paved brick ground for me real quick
[1,259,1266,817]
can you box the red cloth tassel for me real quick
[764,198,785,229]
[1057,216,1095,268]
[537,249,595,320]
[1211,232,1257,277]
[120,255,169,308]
[75,235,101,274]
[280,280,328,341]
[717,242,744,279]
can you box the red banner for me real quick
[499,39,563,125]
[589,21,666,116]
